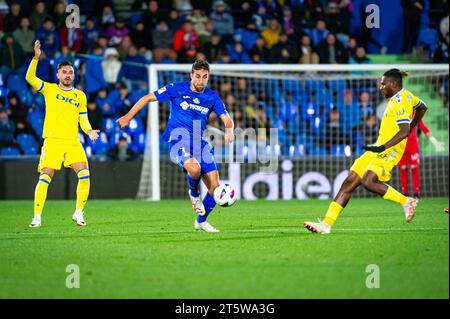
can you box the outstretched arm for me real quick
[220,114,234,144]
[409,102,427,132]
[116,92,157,128]
[25,40,44,91]
[363,123,410,153]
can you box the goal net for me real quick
[138,64,449,201]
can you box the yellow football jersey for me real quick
[25,58,92,141]
[376,88,422,155]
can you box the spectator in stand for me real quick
[13,17,35,56]
[59,25,83,52]
[198,20,215,48]
[298,34,319,64]
[0,34,26,75]
[0,107,21,153]
[152,20,177,63]
[36,18,60,58]
[96,87,116,117]
[130,21,151,51]
[358,91,375,120]
[187,8,209,35]
[30,1,49,32]
[228,42,252,64]
[102,47,122,88]
[358,113,379,147]
[7,91,40,143]
[310,19,329,48]
[317,33,346,64]
[200,33,225,63]
[401,0,424,53]
[440,15,449,40]
[322,108,351,152]
[346,36,358,61]
[433,32,449,63]
[141,0,160,48]
[252,3,270,32]
[249,36,270,63]
[34,50,52,82]
[349,46,372,65]
[324,2,348,44]
[173,21,199,63]
[106,135,139,161]
[53,1,66,29]
[117,35,132,60]
[210,1,234,41]
[87,100,103,132]
[105,18,130,47]
[261,18,281,49]
[234,1,254,29]
[114,83,134,116]
[3,2,22,33]
[119,45,148,90]
[85,43,107,99]
[167,8,184,32]
[82,17,100,53]
[100,5,115,28]
[280,6,296,41]
[270,33,299,63]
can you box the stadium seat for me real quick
[125,117,144,135]
[0,147,20,157]
[6,73,28,94]
[16,133,38,151]
[102,118,120,134]
[132,132,146,152]
[23,146,38,155]
[417,27,439,59]
[29,116,44,137]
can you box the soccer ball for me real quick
[213,184,237,207]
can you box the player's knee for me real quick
[77,169,90,183]
[187,165,201,179]
[361,176,375,191]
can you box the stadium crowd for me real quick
[0,0,448,159]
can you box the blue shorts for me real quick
[169,139,219,175]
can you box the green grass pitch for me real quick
[0,198,448,298]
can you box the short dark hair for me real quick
[383,68,408,86]
[57,61,74,70]
[192,59,210,73]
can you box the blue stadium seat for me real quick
[23,146,38,155]
[90,132,110,155]
[29,116,44,137]
[132,132,146,152]
[6,73,28,94]
[417,27,439,58]
[0,147,20,157]
[331,144,348,156]
[102,118,120,134]
[16,133,38,151]
[125,117,144,135]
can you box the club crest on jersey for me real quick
[193,98,200,104]
[56,93,80,107]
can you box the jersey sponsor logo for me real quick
[56,93,80,107]
[183,95,190,99]
[179,101,209,114]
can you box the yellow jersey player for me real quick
[26,40,99,227]
[304,68,428,234]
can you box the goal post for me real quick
[139,63,449,201]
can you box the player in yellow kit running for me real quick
[26,40,99,227]
[304,69,428,234]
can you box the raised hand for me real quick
[34,40,41,60]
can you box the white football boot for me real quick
[189,190,206,216]
[29,215,41,228]
[403,197,418,223]
[72,210,87,226]
[304,219,331,234]
[194,220,220,233]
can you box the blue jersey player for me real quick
[117,60,234,232]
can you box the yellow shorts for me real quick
[38,138,88,172]
[350,149,402,182]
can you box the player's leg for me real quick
[184,157,206,215]
[361,170,417,222]
[66,142,90,226]
[304,171,362,234]
[410,151,421,198]
[194,170,220,232]
[304,152,370,234]
[30,167,55,227]
[399,165,410,196]
[30,138,63,227]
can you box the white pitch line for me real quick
[0,227,447,238]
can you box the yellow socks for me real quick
[383,185,407,205]
[324,201,343,226]
[34,173,52,216]
[76,169,90,212]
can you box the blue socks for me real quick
[197,192,216,223]
[187,174,200,197]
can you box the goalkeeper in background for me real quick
[305,69,427,234]
[26,40,99,228]
[397,115,445,199]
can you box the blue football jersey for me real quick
[154,82,228,142]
